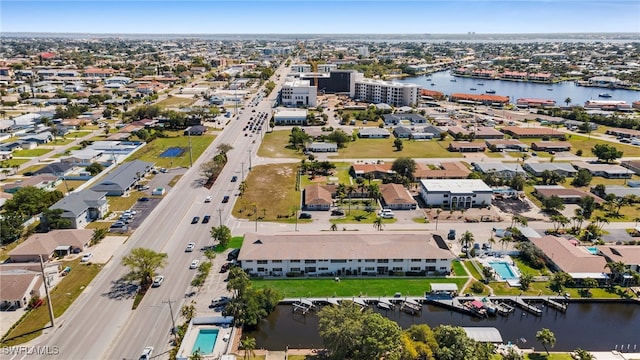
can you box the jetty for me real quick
[510,297,543,316]
[292,299,316,314]
[400,299,422,315]
[543,297,567,312]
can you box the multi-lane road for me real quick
[21,62,291,360]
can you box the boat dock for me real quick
[400,299,422,315]
[292,299,316,314]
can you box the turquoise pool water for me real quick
[192,329,218,355]
[587,246,598,255]
[489,261,518,280]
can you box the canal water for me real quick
[394,71,640,106]
[245,302,640,352]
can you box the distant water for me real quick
[246,302,640,351]
[395,71,640,106]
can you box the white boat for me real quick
[599,93,612,98]
[485,89,496,94]
[377,302,392,311]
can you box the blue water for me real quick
[489,261,518,280]
[192,329,218,355]
[395,71,640,106]
[587,246,598,255]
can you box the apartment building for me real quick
[354,79,419,107]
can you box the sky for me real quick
[1,1,639,34]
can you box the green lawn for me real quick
[126,134,215,168]
[11,148,52,157]
[329,209,397,225]
[251,278,469,298]
[330,138,461,159]
[18,164,46,175]
[1,259,102,346]
[107,193,148,212]
[69,131,93,138]
[0,158,29,167]
[258,130,305,159]
[518,135,640,157]
[233,163,301,222]
[52,145,83,157]
[48,138,75,146]
[452,260,467,277]
[299,162,354,188]
[55,179,86,193]
[215,236,244,253]
[156,96,195,108]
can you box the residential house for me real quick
[531,141,572,152]
[3,175,60,194]
[358,128,391,138]
[184,125,207,136]
[19,131,53,144]
[621,160,640,175]
[599,186,640,199]
[596,245,640,273]
[380,183,417,210]
[238,232,455,277]
[393,126,412,139]
[350,163,394,179]
[524,163,578,177]
[302,184,333,211]
[485,139,529,152]
[534,185,602,204]
[501,126,565,138]
[414,162,471,179]
[306,142,337,153]
[382,113,428,126]
[473,163,527,178]
[572,162,634,179]
[528,236,609,282]
[9,229,93,262]
[448,141,486,152]
[61,149,104,166]
[90,160,153,196]
[47,190,109,229]
[32,162,74,177]
[0,270,43,309]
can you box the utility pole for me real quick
[163,298,177,338]
[39,255,55,327]
[217,209,223,227]
[187,131,193,168]
[241,162,244,181]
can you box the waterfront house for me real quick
[596,245,640,273]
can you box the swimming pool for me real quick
[192,328,218,355]
[489,261,518,280]
[586,246,598,255]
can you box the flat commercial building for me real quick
[280,79,317,108]
[419,179,493,209]
[273,108,308,126]
[354,79,419,107]
[238,232,455,277]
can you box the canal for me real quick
[394,71,640,106]
[245,302,640,352]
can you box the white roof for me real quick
[420,179,492,193]
[274,109,307,118]
[463,327,503,343]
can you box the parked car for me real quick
[231,176,238,182]
[152,276,164,287]
[185,243,196,252]
[80,253,93,262]
[222,195,230,203]
[299,212,312,219]
[205,196,212,203]
[202,215,211,224]
[331,209,345,216]
[139,346,154,360]
[220,262,231,273]
[448,229,456,240]
[227,248,240,261]
[210,296,230,308]
[138,197,150,202]
[191,216,200,224]
[380,212,395,219]
[190,260,200,269]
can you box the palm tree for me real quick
[373,216,384,231]
[487,236,496,251]
[458,230,475,256]
[181,302,196,322]
[605,261,628,286]
[535,328,556,355]
[189,349,203,360]
[564,97,572,106]
[240,337,257,360]
[330,223,338,231]
[346,185,356,215]
[499,235,512,255]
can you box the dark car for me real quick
[448,229,456,240]
[231,176,238,182]
[222,195,230,203]
[227,248,240,261]
[202,215,211,224]
[331,209,345,216]
[220,262,231,273]
[191,216,200,224]
[139,197,150,202]
[299,212,312,219]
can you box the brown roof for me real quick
[597,245,640,266]
[485,139,527,146]
[380,183,417,205]
[450,93,510,103]
[0,272,40,302]
[528,236,609,274]
[238,232,455,261]
[501,126,560,136]
[415,162,471,179]
[351,163,393,175]
[304,184,332,206]
[531,141,571,148]
[10,230,93,259]
[534,186,603,203]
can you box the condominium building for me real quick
[354,79,419,106]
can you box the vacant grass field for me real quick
[18,164,46,175]
[329,209,397,225]
[11,148,52,157]
[215,236,244,253]
[156,96,195,108]
[258,130,305,159]
[330,138,461,159]
[1,158,29,167]
[299,162,355,189]
[1,259,102,346]
[107,193,147,212]
[55,179,86,193]
[251,277,469,298]
[233,163,300,221]
[48,138,75,146]
[452,260,467,277]
[126,134,215,168]
[52,145,83,157]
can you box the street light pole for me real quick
[163,298,177,338]
[218,209,223,227]
[39,255,55,327]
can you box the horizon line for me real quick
[3,31,639,36]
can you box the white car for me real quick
[204,196,212,203]
[80,253,93,262]
[190,260,200,269]
[152,275,164,287]
[139,346,154,360]
[185,243,196,252]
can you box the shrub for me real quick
[471,281,485,293]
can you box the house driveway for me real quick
[86,236,127,264]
